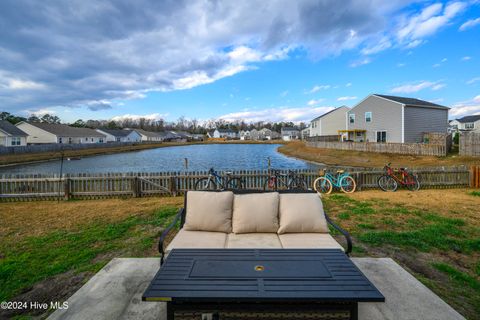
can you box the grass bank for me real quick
[278,141,478,168]
[0,140,283,166]
[0,189,478,319]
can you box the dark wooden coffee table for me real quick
[143,249,384,320]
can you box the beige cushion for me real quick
[227,233,282,248]
[183,191,233,233]
[278,193,329,234]
[279,233,344,251]
[232,192,279,233]
[165,229,227,253]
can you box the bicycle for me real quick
[313,169,356,194]
[263,169,308,191]
[377,163,420,192]
[195,168,244,190]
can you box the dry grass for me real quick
[278,141,479,168]
[0,196,183,239]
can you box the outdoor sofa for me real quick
[159,189,352,264]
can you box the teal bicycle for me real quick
[313,169,356,194]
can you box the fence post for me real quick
[169,176,177,196]
[132,177,142,197]
[64,178,70,200]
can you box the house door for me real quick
[376,131,387,143]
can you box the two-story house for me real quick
[281,127,300,141]
[449,115,480,132]
[346,94,449,143]
[213,129,237,139]
[309,106,350,137]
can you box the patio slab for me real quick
[48,257,465,320]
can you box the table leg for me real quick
[350,303,358,320]
[166,302,174,320]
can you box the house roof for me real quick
[455,115,480,123]
[216,128,236,133]
[97,128,135,137]
[311,106,349,122]
[281,127,299,132]
[0,120,28,136]
[22,122,105,137]
[374,94,449,109]
[133,129,164,137]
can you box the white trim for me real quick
[349,113,355,124]
[401,105,405,143]
[365,111,372,123]
[375,130,388,143]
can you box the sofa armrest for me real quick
[158,208,184,265]
[325,212,352,255]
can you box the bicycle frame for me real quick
[324,172,352,188]
[384,166,415,186]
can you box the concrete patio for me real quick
[48,257,465,320]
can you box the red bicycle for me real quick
[377,163,420,192]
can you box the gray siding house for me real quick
[346,94,449,143]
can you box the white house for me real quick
[301,127,310,140]
[239,130,251,140]
[449,115,480,132]
[15,122,106,144]
[95,129,142,142]
[133,129,164,142]
[259,128,280,140]
[213,129,237,139]
[0,120,28,147]
[281,127,300,141]
[309,106,350,137]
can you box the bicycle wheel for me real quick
[195,178,217,190]
[289,176,308,190]
[263,177,277,191]
[377,175,397,192]
[340,176,356,193]
[406,174,420,191]
[313,177,333,194]
[226,177,244,190]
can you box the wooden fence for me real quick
[471,165,480,188]
[306,140,447,156]
[460,132,480,156]
[0,166,471,201]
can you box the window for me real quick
[59,137,63,144]
[349,114,355,124]
[376,131,387,143]
[99,138,104,143]
[68,137,72,144]
[11,137,21,146]
[465,123,475,130]
[365,112,372,122]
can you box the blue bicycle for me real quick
[195,168,244,190]
[313,170,356,194]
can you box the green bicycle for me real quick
[313,169,356,194]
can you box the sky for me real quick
[0,0,480,123]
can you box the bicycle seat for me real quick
[225,171,233,175]
[336,170,345,173]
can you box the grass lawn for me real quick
[0,189,479,319]
[278,141,479,168]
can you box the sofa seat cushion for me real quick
[232,192,279,233]
[278,193,329,234]
[165,229,227,253]
[226,233,282,248]
[279,233,344,251]
[183,191,234,233]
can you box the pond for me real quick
[0,144,319,175]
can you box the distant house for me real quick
[281,127,300,141]
[301,127,310,140]
[449,115,480,132]
[309,106,350,137]
[95,129,142,142]
[249,129,260,140]
[213,129,237,139]
[0,120,28,147]
[206,130,215,138]
[346,94,449,143]
[16,122,106,144]
[239,130,250,140]
[133,129,164,142]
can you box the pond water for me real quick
[0,144,319,175]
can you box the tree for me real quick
[27,115,41,122]
[107,121,119,129]
[40,114,61,124]
[71,119,86,128]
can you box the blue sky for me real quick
[1,0,480,123]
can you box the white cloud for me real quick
[307,99,325,106]
[218,106,335,123]
[111,113,168,121]
[466,77,480,85]
[306,85,330,94]
[396,2,466,48]
[450,95,480,117]
[459,17,480,31]
[350,57,371,67]
[361,37,392,55]
[461,56,471,61]
[25,108,57,116]
[345,83,352,87]
[0,71,46,90]
[397,62,406,67]
[390,81,446,93]
[337,96,358,101]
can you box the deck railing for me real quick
[0,166,471,201]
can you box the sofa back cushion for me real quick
[278,193,329,234]
[232,192,279,233]
[183,191,233,233]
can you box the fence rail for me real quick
[0,166,471,201]
[460,132,480,156]
[305,140,447,156]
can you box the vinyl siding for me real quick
[16,122,57,144]
[347,95,403,143]
[310,106,349,136]
[404,106,448,143]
